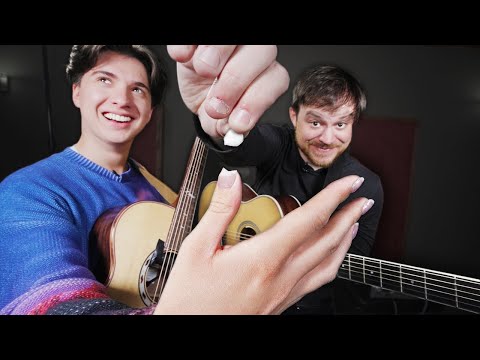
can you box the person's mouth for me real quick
[103,112,133,123]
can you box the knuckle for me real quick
[272,62,290,92]
[221,68,249,91]
[264,45,278,61]
[311,210,330,233]
[246,252,278,285]
[207,198,233,215]
[326,270,337,283]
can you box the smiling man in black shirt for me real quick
[195,64,384,314]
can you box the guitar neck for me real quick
[165,137,208,252]
[338,253,480,314]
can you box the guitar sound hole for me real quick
[143,248,177,303]
[146,272,169,303]
[240,226,257,241]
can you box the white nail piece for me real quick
[223,129,244,147]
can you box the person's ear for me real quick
[72,83,80,109]
[289,107,297,127]
[148,106,154,122]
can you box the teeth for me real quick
[104,113,132,122]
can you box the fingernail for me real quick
[351,177,364,193]
[209,97,230,115]
[217,168,238,189]
[352,223,359,238]
[199,46,220,69]
[230,109,251,129]
[361,199,375,215]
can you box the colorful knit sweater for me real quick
[0,147,169,315]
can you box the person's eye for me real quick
[99,77,111,84]
[312,121,319,127]
[133,87,144,94]
[337,122,346,129]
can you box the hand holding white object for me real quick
[167,45,289,146]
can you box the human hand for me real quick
[167,45,289,141]
[154,170,371,315]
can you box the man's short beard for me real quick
[305,146,345,168]
[295,131,346,168]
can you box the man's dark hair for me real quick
[66,45,167,107]
[291,64,366,121]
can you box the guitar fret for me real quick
[381,262,401,293]
[380,261,382,288]
[363,257,366,284]
[424,269,427,300]
[337,254,350,280]
[454,277,480,313]
[455,277,458,309]
[364,258,381,287]
[400,264,403,293]
[348,255,351,280]
[349,256,364,283]
[425,271,457,308]
[400,266,426,299]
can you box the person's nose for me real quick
[318,126,334,145]
[110,86,132,107]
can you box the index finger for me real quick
[192,45,237,78]
[204,45,278,119]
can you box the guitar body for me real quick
[90,137,209,309]
[90,201,174,308]
[198,181,300,245]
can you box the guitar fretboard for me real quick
[337,253,480,314]
[165,137,208,252]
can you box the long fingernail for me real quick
[209,97,230,115]
[230,108,251,129]
[217,168,238,189]
[352,223,359,238]
[351,177,365,193]
[199,46,220,69]
[361,199,375,215]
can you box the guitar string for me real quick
[223,225,480,293]
[155,138,203,300]
[168,138,205,256]
[339,270,480,313]
[154,137,206,303]
[154,138,199,301]
[221,231,480,305]
[342,255,480,295]
[166,138,202,251]
[340,263,480,304]
[226,224,480,296]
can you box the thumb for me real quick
[188,168,242,255]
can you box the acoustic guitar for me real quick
[198,181,480,314]
[198,180,300,245]
[90,137,208,308]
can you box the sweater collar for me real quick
[63,147,137,183]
